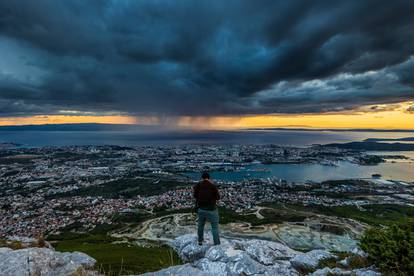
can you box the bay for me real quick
[185,161,414,183]
[1,129,413,182]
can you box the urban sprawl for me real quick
[1,144,413,237]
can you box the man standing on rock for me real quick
[193,171,221,245]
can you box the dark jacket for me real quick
[193,179,220,210]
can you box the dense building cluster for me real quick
[1,144,413,237]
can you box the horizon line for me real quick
[0,122,414,132]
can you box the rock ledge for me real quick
[139,234,381,276]
[0,246,96,276]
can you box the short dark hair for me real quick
[202,171,210,179]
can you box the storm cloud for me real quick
[0,0,413,117]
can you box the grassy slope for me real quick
[51,229,182,275]
[219,207,308,226]
[55,239,181,275]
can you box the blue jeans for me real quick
[197,208,220,245]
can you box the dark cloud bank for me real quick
[0,0,413,117]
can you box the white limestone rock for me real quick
[264,260,299,276]
[290,249,334,271]
[171,234,210,262]
[309,267,346,276]
[353,268,381,276]
[140,263,213,276]
[235,239,299,264]
[194,258,227,275]
[204,246,230,262]
[0,247,12,254]
[142,235,378,276]
[226,252,267,275]
[178,243,207,263]
[0,247,97,276]
[61,251,97,268]
[157,235,301,276]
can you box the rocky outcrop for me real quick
[0,234,380,276]
[140,234,299,275]
[140,234,380,276]
[0,246,96,276]
[290,249,334,271]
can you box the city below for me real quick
[1,143,413,238]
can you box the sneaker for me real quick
[198,241,202,246]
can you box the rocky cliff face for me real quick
[140,234,381,276]
[0,237,96,276]
[0,235,381,276]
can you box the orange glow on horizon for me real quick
[206,110,414,130]
[0,102,413,130]
[176,102,414,130]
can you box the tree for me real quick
[359,221,414,275]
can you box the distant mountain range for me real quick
[324,141,414,151]
[365,137,414,142]
[0,123,159,132]
[248,127,414,132]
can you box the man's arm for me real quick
[214,185,220,201]
[193,183,199,212]
[193,183,199,199]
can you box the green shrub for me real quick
[8,241,23,250]
[359,221,414,275]
[316,253,371,271]
[346,254,371,269]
